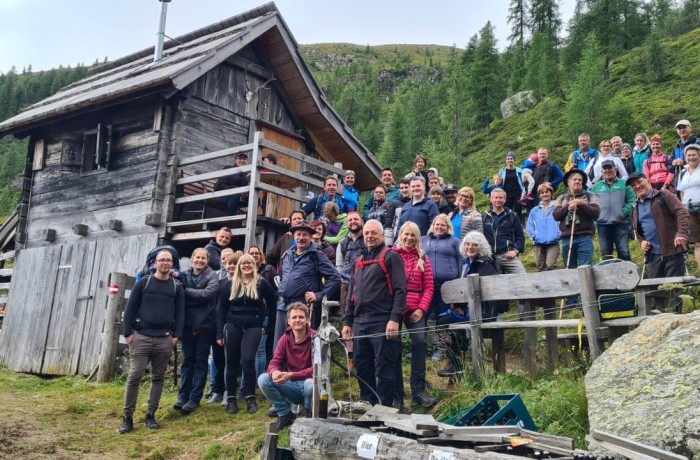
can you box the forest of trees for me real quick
[0,0,699,215]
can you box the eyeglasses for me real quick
[156,259,173,263]
[458,195,472,199]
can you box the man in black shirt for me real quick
[118,250,184,434]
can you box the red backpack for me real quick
[353,246,394,295]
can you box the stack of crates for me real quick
[440,393,536,431]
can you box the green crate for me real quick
[440,393,536,431]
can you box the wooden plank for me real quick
[41,241,98,375]
[578,266,604,360]
[440,425,521,436]
[261,421,278,460]
[467,275,483,379]
[176,164,253,185]
[442,261,640,304]
[0,269,12,277]
[257,182,310,206]
[590,430,688,460]
[522,300,537,379]
[257,161,324,189]
[440,432,517,443]
[166,215,246,229]
[174,143,255,167]
[410,414,439,431]
[174,185,249,205]
[384,418,439,437]
[0,246,63,373]
[450,319,583,330]
[602,317,648,327]
[521,429,575,450]
[259,138,346,176]
[170,229,246,241]
[0,250,16,261]
[586,435,663,460]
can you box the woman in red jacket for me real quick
[394,221,436,408]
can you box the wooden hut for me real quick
[0,2,380,375]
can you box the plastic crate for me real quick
[440,393,536,431]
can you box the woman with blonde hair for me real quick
[216,253,277,415]
[393,221,435,408]
[449,186,483,241]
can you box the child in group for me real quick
[481,174,503,195]
[518,153,538,205]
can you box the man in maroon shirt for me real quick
[258,302,314,429]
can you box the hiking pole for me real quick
[173,343,178,389]
[559,207,577,319]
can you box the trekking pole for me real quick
[173,343,178,389]
[559,207,577,319]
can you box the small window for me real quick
[81,123,112,172]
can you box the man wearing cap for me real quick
[554,169,601,269]
[274,221,340,348]
[340,170,359,212]
[303,176,347,219]
[628,172,689,313]
[214,152,250,215]
[592,160,636,261]
[672,120,697,167]
[443,184,458,214]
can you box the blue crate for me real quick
[440,393,536,431]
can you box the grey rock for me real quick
[500,90,538,119]
[585,311,700,459]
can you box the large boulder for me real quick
[586,312,700,459]
[500,90,538,119]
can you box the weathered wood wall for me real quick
[24,97,163,247]
[0,234,157,375]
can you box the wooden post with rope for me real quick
[312,296,339,418]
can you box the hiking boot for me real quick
[291,404,304,416]
[304,407,312,418]
[181,400,200,413]
[204,389,213,399]
[207,393,223,404]
[173,398,187,410]
[437,363,463,377]
[268,407,278,417]
[412,391,437,408]
[226,399,239,415]
[118,415,134,434]
[277,412,296,430]
[144,413,160,430]
[246,396,258,414]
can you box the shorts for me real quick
[689,213,700,243]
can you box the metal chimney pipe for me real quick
[154,0,171,62]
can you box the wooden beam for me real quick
[176,164,253,185]
[259,138,346,175]
[97,272,127,383]
[449,319,583,330]
[257,182,310,206]
[174,144,254,167]
[442,261,640,305]
[578,265,604,360]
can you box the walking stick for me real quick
[559,207,577,319]
[173,343,178,389]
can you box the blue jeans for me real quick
[560,235,594,269]
[178,326,213,404]
[240,333,267,391]
[258,373,312,416]
[597,223,631,261]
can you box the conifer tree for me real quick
[467,22,504,128]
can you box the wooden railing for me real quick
[168,131,345,247]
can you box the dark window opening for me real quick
[81,123,112,172]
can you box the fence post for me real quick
[97,272,127,383]
[578,265,604,360]
[466,274,484,379]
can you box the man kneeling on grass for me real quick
[258,302,314,429]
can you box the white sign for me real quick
[356,433,379,459]
[429,450,456,460]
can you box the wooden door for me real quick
[257,125,303,220]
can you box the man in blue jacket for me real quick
[303,176,347,219]
[273,221,340,348]
[482,188,526,275]
[566,133,598,172]
[397,176,439,236]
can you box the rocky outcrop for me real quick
[500,90,538,119]
[585,312,700,459]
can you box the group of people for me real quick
[116,118,698,433]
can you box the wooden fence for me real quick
[0,250,15,328]
[440,262,689,378]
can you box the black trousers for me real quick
[353,321,402,406]
[646,252,686,313]
[224,323,263,399]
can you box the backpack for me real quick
[645,154,673,185]
[354,246,394,295]
[135,245,181,284]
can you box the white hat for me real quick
[676,119,691,127]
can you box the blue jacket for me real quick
[341,185,359,212]
[525,203,560,245]
[277,243,341,311]
[481,178,499,195]
[569,148,599,171]
[673,135,698,163]
[498,167,525,192]
[482,207,525,254]
[398,198,440,236]
[303,193,347,218]
[421,233,463,282]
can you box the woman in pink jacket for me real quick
[394,221,436,408]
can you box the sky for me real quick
[0,0,576,74]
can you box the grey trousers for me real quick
[123,332,173,417]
